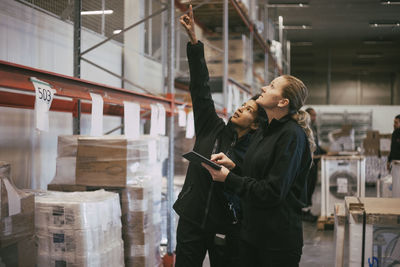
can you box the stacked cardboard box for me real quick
[51,135,79,185]
[363,131,380,155]
[49,135,167,267]
[35,190,124,266]
[204,35,252,85]
[121,180,162,267]
[0,161,35,249]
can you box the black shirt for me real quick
[225,115,312,250]
[173,41,252,232]
[389,128,400,162]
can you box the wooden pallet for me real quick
[317,216,335,230]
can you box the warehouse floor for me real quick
[200,184,377,267]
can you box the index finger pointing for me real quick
[189,4,194,20]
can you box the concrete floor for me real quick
[200,184,378,267]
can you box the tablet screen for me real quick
[182,151,222,170]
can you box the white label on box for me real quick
[90,93,104,136]
[337,178,348,194]
[123,101,140,139]
[31,77,56,132]
[185,111,194,139]
[380,138,391,152]
[3,179,21,216]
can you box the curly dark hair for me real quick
[250,94,268,127]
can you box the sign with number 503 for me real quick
[30,77,56,132]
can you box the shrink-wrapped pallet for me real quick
[48,135,168,267]
[35,190,124,267]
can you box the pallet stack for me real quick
[35,190,124,266]
[48,135,167,267]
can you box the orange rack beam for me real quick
[0,60,226,117]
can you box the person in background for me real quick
[388,114,400,170]
[203,75,315,267]
[302,107,326,222]
[173,5,267,267]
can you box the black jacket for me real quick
[389,128,400,162]
[173,41,251,232]
[225,115,312,250]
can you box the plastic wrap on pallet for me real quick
[121,177,162,267]
[321,156,365,217]
[365,156,390,184]
[365,156,381,183]
[379,175,393,198]
[49,135,167,267]
[0,161,35,248]
[57,135,79,157]
[34,190,124,267]
[74,135,167,187]
[35,190,121,230]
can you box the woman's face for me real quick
[230,99,259,129]
[256,76,287,110]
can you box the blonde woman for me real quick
[203,75,315,267]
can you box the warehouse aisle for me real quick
[300,184,334,267]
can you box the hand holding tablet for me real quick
[182,151,222,170]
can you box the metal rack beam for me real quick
[0,60,189,114]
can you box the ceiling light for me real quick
[282,25,312,30]
[267,3,309,8]
[363,40,393,45]
[357,53,383,59]
[291,41,313,46]
[81,10,113,15]
[113,30,122,34]
[380,0,400,4]
[369,22,400,27]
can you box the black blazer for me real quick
[173,41,250,232]
[225,115,312,250]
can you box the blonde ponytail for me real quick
[291,110,316,153]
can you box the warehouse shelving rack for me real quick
[0,0,286,258]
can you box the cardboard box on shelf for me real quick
[366,130,380,140]
[363,138,380,156]
[0,161,35,248]
[207,61,250,85]
[204,35,250,62]
[57,135,79,157]
[75,137,130,187]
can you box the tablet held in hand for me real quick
[182,151,222,170]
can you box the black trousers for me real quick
[306,160,319,207]
[239,239,302,267]
[175,218,241,267]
